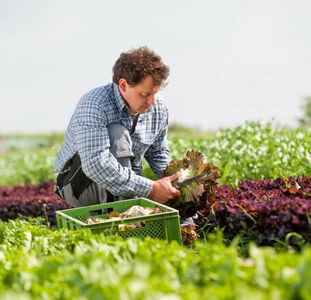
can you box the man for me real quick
[54,46,181,208]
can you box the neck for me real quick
[118,86,135,113]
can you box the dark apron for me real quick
[55,153,92,200]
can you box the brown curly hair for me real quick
[112,46,169,87]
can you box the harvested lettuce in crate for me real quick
[84,205,168,230]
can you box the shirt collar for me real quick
[113,83,128,114]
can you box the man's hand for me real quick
[148,172,181,204]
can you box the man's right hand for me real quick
[148,172,181,204]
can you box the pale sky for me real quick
[1,0,310,133]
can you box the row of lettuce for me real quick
[1,121,311,186]
[1,175,310,250]
[0,218,310,300]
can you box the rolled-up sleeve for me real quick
[73,101,153,197]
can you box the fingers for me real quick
[173,188,181,197]
[168,172,180,182]
[149,172,182,204]
[167,172,181,197]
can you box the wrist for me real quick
[148,181,156,199]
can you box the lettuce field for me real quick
[0,121,311,299]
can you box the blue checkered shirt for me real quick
[54,83,171,197]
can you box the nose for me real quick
[147,95,156,105]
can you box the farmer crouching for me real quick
[53,46,193,226]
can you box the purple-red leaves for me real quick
[197,175,311,245]
[0,181,71,225]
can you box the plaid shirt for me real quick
[54,83,171,198]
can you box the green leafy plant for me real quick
[169,121,311,184]
[0,219,310,299]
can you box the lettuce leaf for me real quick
[162,150,220,218]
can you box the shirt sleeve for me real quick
[144,109,171,178]
[73,101,153,197]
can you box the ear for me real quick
[118,78,128,93]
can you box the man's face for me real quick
[118,75,160,114]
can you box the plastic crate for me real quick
[56,198,182,244]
